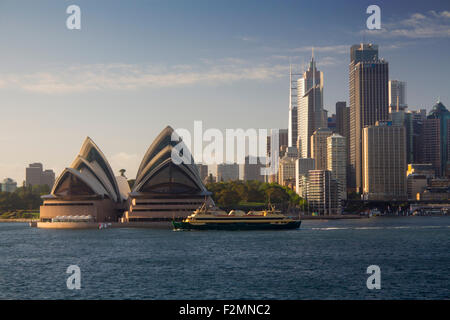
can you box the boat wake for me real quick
[308,225,450,231]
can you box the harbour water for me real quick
[0,216,449,299]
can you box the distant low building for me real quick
[216,163,239,181]
[241,156,265,182]
[417,178,450,201]
[26,163,55,188]
[407,174,428,200]
[407,164,435,179]
[1,178,17,193]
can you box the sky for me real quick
[0,0,449,183]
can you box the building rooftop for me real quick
[428,101,449,119]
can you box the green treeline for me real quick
[0,181,306,217]
[0,185,50,217]
[206,180,306,211]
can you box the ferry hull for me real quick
[172,220,301,231]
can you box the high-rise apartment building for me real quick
[349,43,389,192]
[307,170,341,215]
[297,52,327,158]
[362,122,406,201]
[310,128,332,170]
[327,134,347,200]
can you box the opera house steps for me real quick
[37,126,214,229]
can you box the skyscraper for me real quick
[297,51,326,158]
[336,102,349,139]
[349,43,389,193]
[388,80,407,112]
[362,122,406,201]
[288,66,300,148]
[327,133,347,200]
[422,101,450,177]
[411,110,427,163]
[390,108,426,165]
[336,101,350,186]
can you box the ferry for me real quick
[172,204,301,231]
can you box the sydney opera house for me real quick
[39,126,213,228]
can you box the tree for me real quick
[205,180,305,210]
[206,174,215,184]
[265,186,289,206]
[119,169,127,178]
[216,189,240,207]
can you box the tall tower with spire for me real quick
[297,49,326,158]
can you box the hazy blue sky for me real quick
[0,0,449,182]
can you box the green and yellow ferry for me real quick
[172,204,301,231]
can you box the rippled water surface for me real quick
[0,217,449,299]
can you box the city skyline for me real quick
[1,0,449,183]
